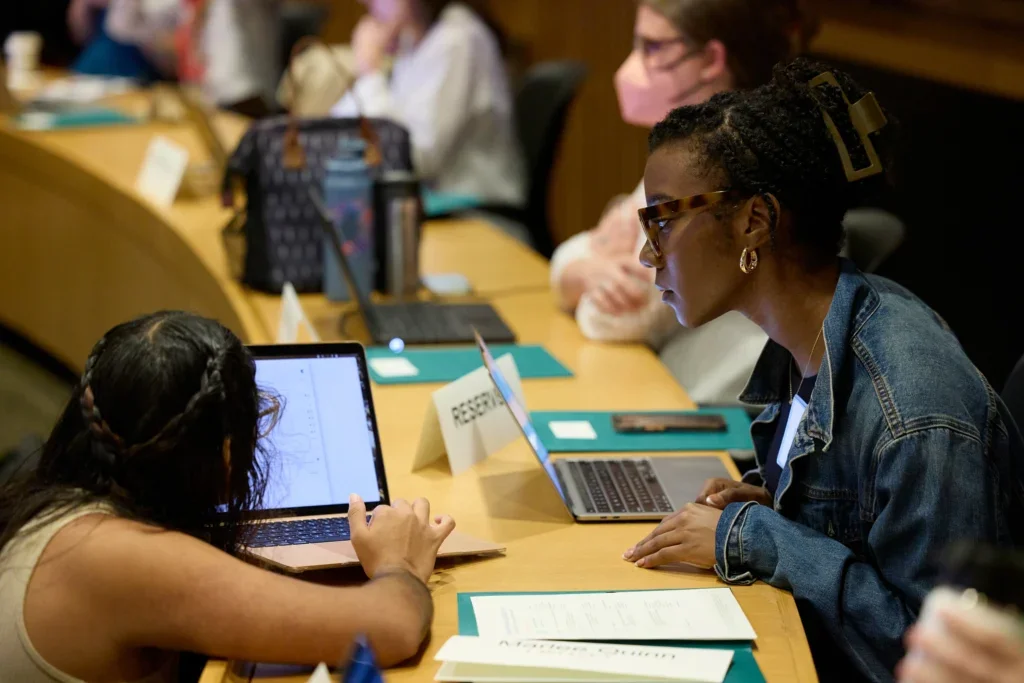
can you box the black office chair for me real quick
[476,61,588,258]
[513,60,588,258]
[276,1,331,88]
[1003,353,1024,436]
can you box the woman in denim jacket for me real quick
[624,58,1024,682]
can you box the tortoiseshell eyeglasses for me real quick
[637,189,746,259]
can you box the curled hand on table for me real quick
[623,477,775,570]
[349,494,456,583]
[698,477,773,509]
[897,606,1024,683]
[623,502,722,569]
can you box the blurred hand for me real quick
[352,14,399,76]
[349,494,456,583]
[697,478,773,509]
[898,607,1024,683]
[590,204,637,257]
[623,503,722,569]
[584,257,653,315]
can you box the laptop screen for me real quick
[475,333,567,504]
[250,345,388,517]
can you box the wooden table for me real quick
[0,98,816,683]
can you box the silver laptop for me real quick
[475,332,731,522]
[237,343,503,572]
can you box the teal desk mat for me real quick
[17,108,139,130]
[530,408,753,452]
[365,344,572,384]
[423,189,482,217]
[458,591,765,683]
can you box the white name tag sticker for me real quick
[413,354,525,476]
[368,356,419,379]
[548,420,597,440]
[135,135,189,209]
[777,395,808,470]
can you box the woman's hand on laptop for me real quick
[349,494,456,583]
[697,478,773,509]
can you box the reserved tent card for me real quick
[470,588,756,642]
[434,636,733,683]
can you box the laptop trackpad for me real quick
[250,541,361,572]
[649,455,733,509]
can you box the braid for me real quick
[79,343,230,466]
[123,346,229,457]
[79,337,123,472]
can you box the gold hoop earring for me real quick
[739,247,759,274]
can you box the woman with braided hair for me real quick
[622,59,1024,681]
[0,311,454,682]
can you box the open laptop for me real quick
[309,187,517,346]
[239,342,504,572]
[475,332,732,522]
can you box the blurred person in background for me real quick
[68,0,279,116]
[551,0,815,406]
[331,0,525,207]
[898,544,1024,683]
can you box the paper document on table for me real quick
[434,636,733,683]
[470,589,756,642]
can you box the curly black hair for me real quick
[649,58,895,261]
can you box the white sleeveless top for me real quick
[0,506,176,683]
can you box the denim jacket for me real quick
[714,260,1024,682]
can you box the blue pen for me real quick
[341,636,384,683]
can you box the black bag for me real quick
[222,115,413,293]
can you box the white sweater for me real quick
[332,4,525,206]
[550,181,768,405]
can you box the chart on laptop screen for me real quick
[255,355,382,510]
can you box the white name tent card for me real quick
[304,663,332,683]
[470,589,756,642]
[276,282,322,344]
[434,636,733,683]
[135,135,189,209]
[413,354,526,476]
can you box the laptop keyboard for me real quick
[566,460,674,515]
[368,302,516,345]
[247,516,365,548]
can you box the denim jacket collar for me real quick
[739,259,881,452]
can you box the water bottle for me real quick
[323,137,375,302]
[374,171,422,299]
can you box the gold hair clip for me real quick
[808,71,888,182]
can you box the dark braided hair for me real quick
[0,311,279,556]
[648,58,895,263]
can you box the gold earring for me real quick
[739,247,759,274]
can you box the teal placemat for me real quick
[458,591,765,683]
[17,107,139,130]
[423,189,482,217]
[530,408,753,452]
[365,344,572,384]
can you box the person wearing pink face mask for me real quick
[331,0,525,208]
[551,0,816,406]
